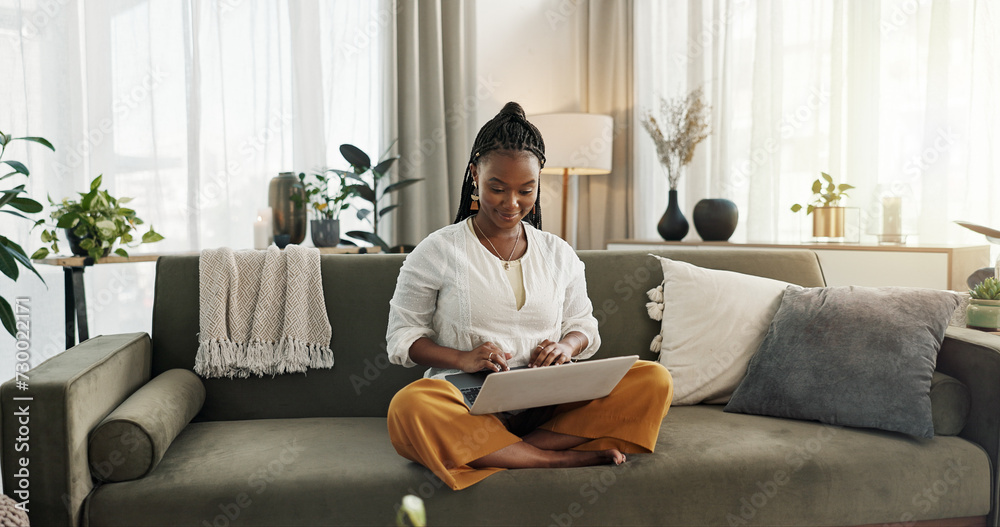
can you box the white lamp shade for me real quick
[528,113,614,175]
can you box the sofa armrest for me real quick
[936,326,1000,526]
[1,333,151,527]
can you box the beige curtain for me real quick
[576,0,634,250]
[392,0,478,246]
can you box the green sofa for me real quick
[3,248,997,526]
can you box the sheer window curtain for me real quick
[0,0,390,374]
[634,0,999,248]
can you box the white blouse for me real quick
[386,219,601,379]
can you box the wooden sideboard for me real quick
[606,240,991,291]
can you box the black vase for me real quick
[693,199,739,241]
[657,189,689,241]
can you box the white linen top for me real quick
[386,218,601,379]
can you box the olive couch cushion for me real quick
[89,368,205,482]
[84,408,990,526]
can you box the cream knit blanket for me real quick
[195,245,334,378]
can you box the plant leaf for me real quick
[1,238,44,283]
[371,157,398,176]
[1,160,29,176]
[0,185,24,208]
[56,212,80,229]
[383,178,423,195]
[0,242,18,280]
[790,204,802,213]
[0,296,14,338]
[90,174,103,191]
[114,248,128,257]
[345,230,390,252]
[13,136,55,151]
[838,184,854,191]
[821,172,833,184]
[345,184,376,203]
[30,247,49,260]
[379,204,400,218]
[142,229,164,243]
[811,179,822,194]
[8,197,43,213]
[356,208,372,221]
[340,144,371,171]
[0,209,32,221]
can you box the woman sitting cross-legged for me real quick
[386,101,674,490]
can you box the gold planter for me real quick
[812,207,845,238]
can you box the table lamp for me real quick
[528,113,614,241]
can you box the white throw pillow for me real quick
[646,255,796,406]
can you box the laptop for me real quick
[445,355,638,415]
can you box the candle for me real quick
[253,215,269,249]
[255,207,273,249]
[882,197,902,237]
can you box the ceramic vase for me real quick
[268,172,306,245]
[967,299,1000,331]
[310,219,340,248]
[693,199,739,241]
[812,207,845,239]
[657,189,689,241]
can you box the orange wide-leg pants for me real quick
[387,360,673,490]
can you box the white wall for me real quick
[475,0,588,242]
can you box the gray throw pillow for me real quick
[725,286,961,438]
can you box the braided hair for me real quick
[453,102,546,229]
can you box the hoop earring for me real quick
[470,183,479,211]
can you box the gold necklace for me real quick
[473,217,521,270]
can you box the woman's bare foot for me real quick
[550,448,626,468]
[468,441,625,469]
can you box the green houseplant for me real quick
[338,142,423,252]
[32,175,164,261]
[0,131,53,337]
[791,172,854,239]
[291,170,353,247]
[967,277,1000,330]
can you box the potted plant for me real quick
[338,142,423,253]
[791,172,854,239]
[967,277,1000,331]
[640,86,711,241]
[32,175,164,261]
[291,170,353,247]
[0,131,53,337]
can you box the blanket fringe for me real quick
[195,337,334,378]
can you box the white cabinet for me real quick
[605,240,991,290]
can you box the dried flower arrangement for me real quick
[641,87,711,190]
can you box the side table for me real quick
[33,246,380,349]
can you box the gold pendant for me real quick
[503,262,509,271]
